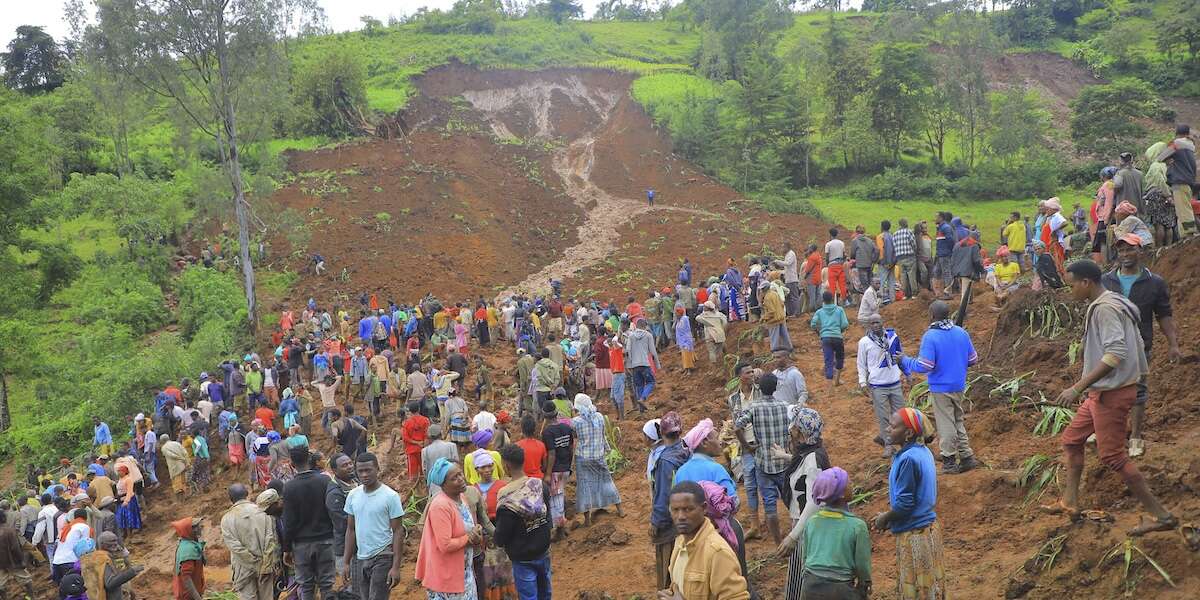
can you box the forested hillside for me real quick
[1,0,1197,463]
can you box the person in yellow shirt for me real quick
[1002,211,1028,272]
[990,247,1022,307]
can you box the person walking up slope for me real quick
[810,292,849,395]
[900,301,980,475]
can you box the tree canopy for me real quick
[1,26,65,93]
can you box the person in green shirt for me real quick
[245,363,265,410]
[810,292,850,394]
[799,466,871,598]
[659,289,676,350]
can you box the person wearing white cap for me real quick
[221,483,278,600]
[695,301,729,366]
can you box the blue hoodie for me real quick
[901,325,978,393]
[810,304,850,339]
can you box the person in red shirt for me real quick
[696,286,709,305]
[164,382,183,405]
[802,244,824,314]
[254,404,277,431]
[516,415,548,479]
[607,334,627,419]
[401,402,431,481]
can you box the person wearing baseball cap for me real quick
[1099,232,1181,458]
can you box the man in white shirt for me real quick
[472,407,497,433]
[52,507,91,582]
[773,242,801,316]
[196,398,215,423]
[824,228,848,305]
[856,314,907,457]
[501,302,516,341]
[31,494,60,555]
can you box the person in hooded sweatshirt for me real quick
[810,292,850,395]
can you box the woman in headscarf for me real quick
[114,464,141,540]
[159,433,190,495]
[445,389,472,447]
[268,429,296,483]
[571,394,624,526]
[416,459,484,600]
[699,480,752,583]
[674,305,696,375]
[676,418,736,497]
[776,407,832,600]
[1111,201,1154,251]
[1143,141,1178,247]
[1091,167,1118,263]
[873,408,944,600]
[797,467,872,599]
[643,418,664,485]
[471,451,516,600]
[464,429,505,485]
[1040,198,1069,272]
[189,431,212,493]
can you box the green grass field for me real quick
[22,216,124,261]
[806,189,1094,247]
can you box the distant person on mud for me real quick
[1044,259,1178,537]
[811,292,850,395]
[646,188,655,206]
[312,253,326,276]
[625,319,661,414]
[1101,233,1181,458]
[900,301,979,475]
[760,277,791,353]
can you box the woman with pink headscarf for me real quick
[675,419,736,498]
[796,467,872,599]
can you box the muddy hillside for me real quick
[124,65,1200,600]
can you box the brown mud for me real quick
[53,65,1200,599]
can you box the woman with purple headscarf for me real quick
[795,467,872,599]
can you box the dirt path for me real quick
[456,77,715,300]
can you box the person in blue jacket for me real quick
[873,407,945,600]
[900,300,979,475]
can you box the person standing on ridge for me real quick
[900,301,980,475]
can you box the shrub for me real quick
[57,263,167,335]
[176,266,247,341]
[291,47,370,137]
[850,168,951,201]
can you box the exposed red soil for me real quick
[73,64,1200,599]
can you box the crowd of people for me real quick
[0,125,1194,600]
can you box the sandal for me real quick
[1129,514,1178,537]
[1081,509,1114,523]
[1038,501,1081,520]
[1180,523,1200,551]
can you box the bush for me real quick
[849,168,952,201]
[57,263,166,335]
[951,153,1059,200]
[176,266,247,341]
[291,47,370,137]
[415,1,500,35]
